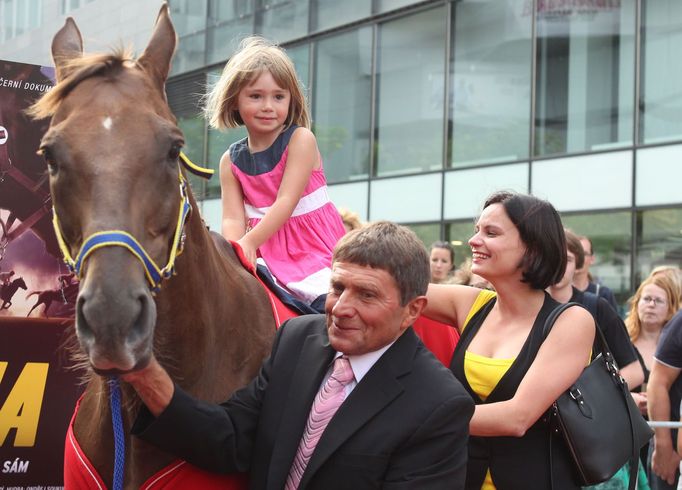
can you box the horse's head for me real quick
[31,4,183,374]
[15,277,27,290]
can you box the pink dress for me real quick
[229,125,346,304]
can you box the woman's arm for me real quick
[469,305,595,437]
[424,283,485,332]
[620,360,645,390]
[238,127,318,265]
[219,151,247,241]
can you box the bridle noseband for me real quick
[51,152,213,292]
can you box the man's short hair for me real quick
[564,229,585,270]
[483,191,567,290]
[333,221,429,306]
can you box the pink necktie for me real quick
[285,356,355,490]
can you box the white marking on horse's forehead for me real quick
[102,116,113,130]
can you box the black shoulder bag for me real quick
[544,303,653,489]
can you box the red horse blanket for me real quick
[63,242,458,488]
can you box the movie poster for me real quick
[0,59,82,489]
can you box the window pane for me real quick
[636,208,682,288]
[171,0,207,37]
[450,0,531,167]
[28,0,40,30]
[256,0,308,42]
[206,0,254,65]
[444,163,528,220]
[636,144,682,206]
[375,7,446,176]
[2,0,14,40]
[288,44,310,97]
[206,126,247,199]
[561,212,632,310]
[535,1,635,157]
[172,32,207,75]
[531,151,632,212]
[209,0,253,23]
[313,0,370,32]
[314,28,372,183]
[446,221,476,270]
[376,0,422,14]
[407,223,441,250]
[640,1,682,144]
[370,174,442,223]
[328,182,368,222]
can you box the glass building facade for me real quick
[165,0,682,308]
[2,0,681,309]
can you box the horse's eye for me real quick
[168,143,182,161]
[40,147,58,174]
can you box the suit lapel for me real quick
[268,329,335,489]
[298,329,418,489]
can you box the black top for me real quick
[586,281,619,313]
[570,287,637,369]
[229,125,298,176]
[450,292,580,490]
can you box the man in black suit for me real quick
[126,221,474,489]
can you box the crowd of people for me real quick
[115,35,682,489]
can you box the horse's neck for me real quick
[151,212,266,400]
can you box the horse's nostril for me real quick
[129,292,154,343]
[75,293,95,342]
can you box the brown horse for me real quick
[30,5,276,488]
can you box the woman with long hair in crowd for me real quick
[425,190,594,489]
[626,274,681,414]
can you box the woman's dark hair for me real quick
[430,240,455,271]
[483,191,567,290]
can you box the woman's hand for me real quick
[630,391,648,416]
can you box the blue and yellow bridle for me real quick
[52,152,213,292]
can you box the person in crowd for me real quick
[124,221,475,489]
[650,266,682,306]
[627,275,681,415]
[452,258,493,291]
[338,207,364,234]
[206,36,345,310]
[648,307,682,489]
[573,235,619,312]
[547,229,643,389]
[429,240,456,284]
[425,190,595,489]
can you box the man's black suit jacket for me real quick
[133,314,474,489]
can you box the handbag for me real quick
[544,303,653,490]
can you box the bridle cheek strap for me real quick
[52,169,192,292]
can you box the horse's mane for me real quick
[28,47,135,119]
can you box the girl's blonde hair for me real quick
[204,36,310,131]
[625,274,681,342]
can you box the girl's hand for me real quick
[237,236,257,268]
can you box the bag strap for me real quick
[543,302,640,490]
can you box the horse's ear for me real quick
[138,3,176,92]
[51,17,83,82]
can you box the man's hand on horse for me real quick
[121,356,174,417]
